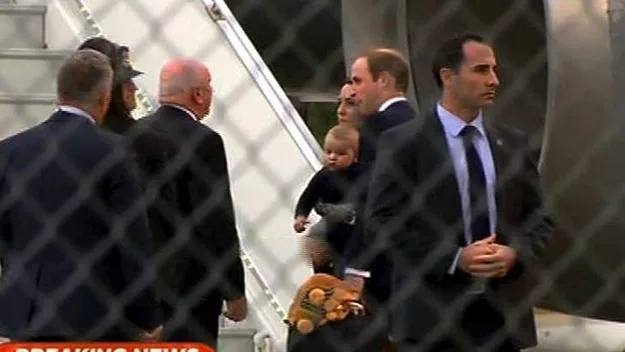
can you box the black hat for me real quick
[116,64,143,84]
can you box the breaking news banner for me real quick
[0,343,214,352]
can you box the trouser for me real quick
[396,297,520,352]
[161,298,220,349]
[397,340,518,352]
[286,314,387,352]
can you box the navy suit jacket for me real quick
[365,109,551,348]
[0,110,160,340]
[344,100,415,301]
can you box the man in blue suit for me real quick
[341,48,416,350]
[0,49,161,341]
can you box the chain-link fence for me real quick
[1,0,625,351]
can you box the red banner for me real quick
[0,343,214,352]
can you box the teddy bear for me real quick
[285,273,366,335]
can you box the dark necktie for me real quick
[460,125,490,242]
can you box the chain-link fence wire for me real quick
[1,0,625,350]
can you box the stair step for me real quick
[0,93,55,139]
[0,49,70,95]
[218,327,257,352]
[0,5,47,49]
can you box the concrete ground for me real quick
[527,309,625,351]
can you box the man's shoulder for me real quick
[382,100,415,119]
[93,126,129,146]
[380,116,422,140]
[194,123,223,148]
[489,121,529,144]
[0,124,42,147]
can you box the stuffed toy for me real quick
[286,273,366,335]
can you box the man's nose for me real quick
[488,70,500,87]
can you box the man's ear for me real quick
[439,67,455,87]
[191,88,203,105]
[377,71,395,89]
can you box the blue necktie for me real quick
[460,125,490,242]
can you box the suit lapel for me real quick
[422,110,464,231]
[484,122,508,235]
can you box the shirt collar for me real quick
[436,103,486,138]
[56,105,96,124]
[161,104,198,120]
[378,96,407,112]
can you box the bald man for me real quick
[136,58,246,347]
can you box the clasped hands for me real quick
[458,234,517,279]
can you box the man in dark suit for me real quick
[340,49,415,349]
[365,33,552,351]
[0,49,161,341]
[136,58,247,348]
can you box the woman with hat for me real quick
[77,38,143,134]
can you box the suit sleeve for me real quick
[107,143,160,332]
[346,131,403,274]
[188,132,244,301]
[0,146,11,260]
[361,130,459,281]
[343,166,373,276]
[506,138,553,279]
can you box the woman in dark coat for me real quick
[78,38,142,134]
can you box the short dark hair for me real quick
[431,33,486,88]
[364,48,410,93]
[56,49,113,106]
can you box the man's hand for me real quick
[458,235,497,277]
[344,275,365,294]
[139,325,164,341]
[293,215,309,233]
[224,296,247,322]
[471,243,518,278]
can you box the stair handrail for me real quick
[199,0,324,169]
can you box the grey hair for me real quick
[56,49,113,108]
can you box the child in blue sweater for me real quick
[293,125,362,275]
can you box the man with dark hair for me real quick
[365,32,551,351]
[342,47,416,351]
[430,33,487,88]
[348,48,413,165]
[0,49,161,341]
